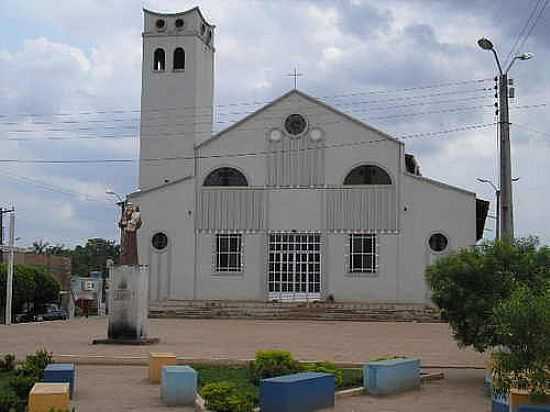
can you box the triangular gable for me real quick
[195,89,403,149]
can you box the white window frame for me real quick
[348,233,377,274]
[214,233,243,273]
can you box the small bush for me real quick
[0,391,23,412]
[201,382,254,412]
[249,350,300,383]
[0,354,15,372]
[6,349,53,407]
[8,375,35,400]
[302,361,343,387]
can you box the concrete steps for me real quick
[149,300,442,322]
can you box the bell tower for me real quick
[139,7,215,189]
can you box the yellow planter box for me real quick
[148,352,177,384]
[28,383,70,412]
[509,388,536,412]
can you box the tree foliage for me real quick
[426,238,550,352]
[491,285,550,400]
[68,238,119,277]
[0,264,59,317]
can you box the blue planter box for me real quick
[260,372,335,412]
[42,363,76,398]
[364,358,420,395]
[518,406,550,412]
[161,365,197,406]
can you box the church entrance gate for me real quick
[267,233,321,302]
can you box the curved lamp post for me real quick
[477,38,532,240]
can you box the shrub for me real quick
[0,391,23,412]
[491,285,550,400]
[201,382,254,412]
[302,362,343,387]
[426,238,550,352]
[0,354,15,372]
[249,350,300,383]
[7,349,53,406]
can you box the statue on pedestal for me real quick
[92,201,158,345]
[119,203,142,266]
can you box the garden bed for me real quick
[191,363,363,403]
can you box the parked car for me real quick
[36,304,67,321]
[14,311,36,323]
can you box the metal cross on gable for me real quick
[287,67,303,89]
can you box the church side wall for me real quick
[325,233,399,302]
[131,179,196,301]
[196,233,265,300]
[397,175,477,303]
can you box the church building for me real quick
[129,7,488,305]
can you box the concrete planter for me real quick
[260,372,335,412]
[363,357,420,395]
[510,389,550,412]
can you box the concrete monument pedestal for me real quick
[93,265,159,345]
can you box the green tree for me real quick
[0,264,59,319]
[425,238,550,352]
[70,238,119,277]
[491,284,550,400]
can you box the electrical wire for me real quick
[0,122,496,164]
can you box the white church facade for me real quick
[129,7,488,305]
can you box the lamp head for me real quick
[517,52,534,61]
[478,37,494,50]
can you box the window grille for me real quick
[349,234,376,273]
[215,234,242,272]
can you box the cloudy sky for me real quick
[0,0,548,248]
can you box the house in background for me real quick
[129,7,489,306]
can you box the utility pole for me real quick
[498,74,513,240]
[477,38,533,241]
[4,209,15,325]
[0,207,3,264]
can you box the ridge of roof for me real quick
[143,6,215,27]
[128,175,194,198]
[195,89,403,150]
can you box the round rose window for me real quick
[428,233,448,252]
[152,232,168,250]
[175,18,184,29]
[284,114,307,136]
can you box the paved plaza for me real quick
[0,318,486,367]
[1,318,490,410]
[75,365,488,412]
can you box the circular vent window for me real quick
[175,18,184,29]
[152,232,168,250]
[155,19,166,30]
[284,114,307,136]
[428,233,448,252]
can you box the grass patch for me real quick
[190,363,363,401]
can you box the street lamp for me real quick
[477,178,500,241]
[106,190,125,250]
[477,37,533,241]
[477,177,520,241]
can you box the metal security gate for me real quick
[268,233,321,301]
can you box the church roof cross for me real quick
[287,67,303,89]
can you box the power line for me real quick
[0,104,499,141]
[0,122,496,165]
[0,87,492,128]
[0,78,493,121]
[503,0,544,67]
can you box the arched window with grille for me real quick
[173,47,185,70]
[343,165,392,185]
[203,167,248,187]
[153,48,165,71]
